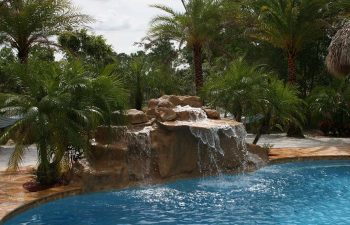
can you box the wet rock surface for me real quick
[76,96,268,190]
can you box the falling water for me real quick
[173,106,250,174]
[127,126,154,179]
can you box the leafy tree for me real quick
[0,60,126,184]
[149,0,223,93]
[0,0,90,63]
[58,29,116,72]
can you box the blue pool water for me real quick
[5,161,350,225]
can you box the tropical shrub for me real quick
[0,60,126,185]
[202,58,305,144]
[308,79,350,136]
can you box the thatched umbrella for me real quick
[327,24,350,76]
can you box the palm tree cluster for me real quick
[0,0,350,184]
[0,61,126,184]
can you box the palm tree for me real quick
[202,58,268,122]
[202,58,304,144]
[0,60,126,185]
[253,0,344,84]
[0,0,90,63]
[149,0,223,93]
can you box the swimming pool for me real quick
[5,160,350,225]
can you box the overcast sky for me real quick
[72,0,184,54]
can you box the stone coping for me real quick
[2,146,350,224]
[269,146,350,164]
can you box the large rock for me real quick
[157,107,177,122]
[127,109,148,124]
[148,99,159,109]
[94,126,127,145]
[179,96,203,108]
[77,96,269,190]
[151,95,203,108]
[203,108,220,120]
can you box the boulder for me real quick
[204,109,220,120]
[146,108,157,120]
[127,109,148,124]
[162,95,182,106]
[158,99,175,108]
[157,107,177,122]
[94,126,127,145]
[179,96,203,108]
[148,99,159,109]
[176,111,192,121]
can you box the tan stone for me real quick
[146,108,157,120]
[126,109,148,124]
[148,99,159,109]
[158,99,174,108]
[157,107,177,122]
[176,111,192,121]
[204,108,220,120]
[160,95,182,106]
[94,126,127,145]
[179,96,203,108]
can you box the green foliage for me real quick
[58,29,116,72]
[0,60,127,184]
[203,58,305,143]
[202,58,268,121]
[0,0,91,63]
[250,0,350,83]
[308,79,350,126]
[149,0,225,91]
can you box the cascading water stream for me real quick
[173,105,251,175]
[127,126,154,179]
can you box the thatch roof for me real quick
[327,24,350,76]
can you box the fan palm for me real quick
[0,60,126,184]
[0,0,90,63]
[253,0,346,84]
[149,0,223,93]
[202,58,304,144]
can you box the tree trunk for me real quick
[286,50,304,137]
[135,75,143,110]
[193,43,203,94]
[17,47,29,64]
[253,110,272,145]
[287,51,297,84]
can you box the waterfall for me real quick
[173,106,249,174]
[127,126,154,179]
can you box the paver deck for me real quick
[269,146,350,163]
[0,168,80,224]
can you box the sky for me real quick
[72,0,184,54]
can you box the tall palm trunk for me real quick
[287,51,297,84]
[286,49,304,138]
[193,43,203,94]
[17,46,29,64]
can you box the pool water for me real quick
[5,161,350,225]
